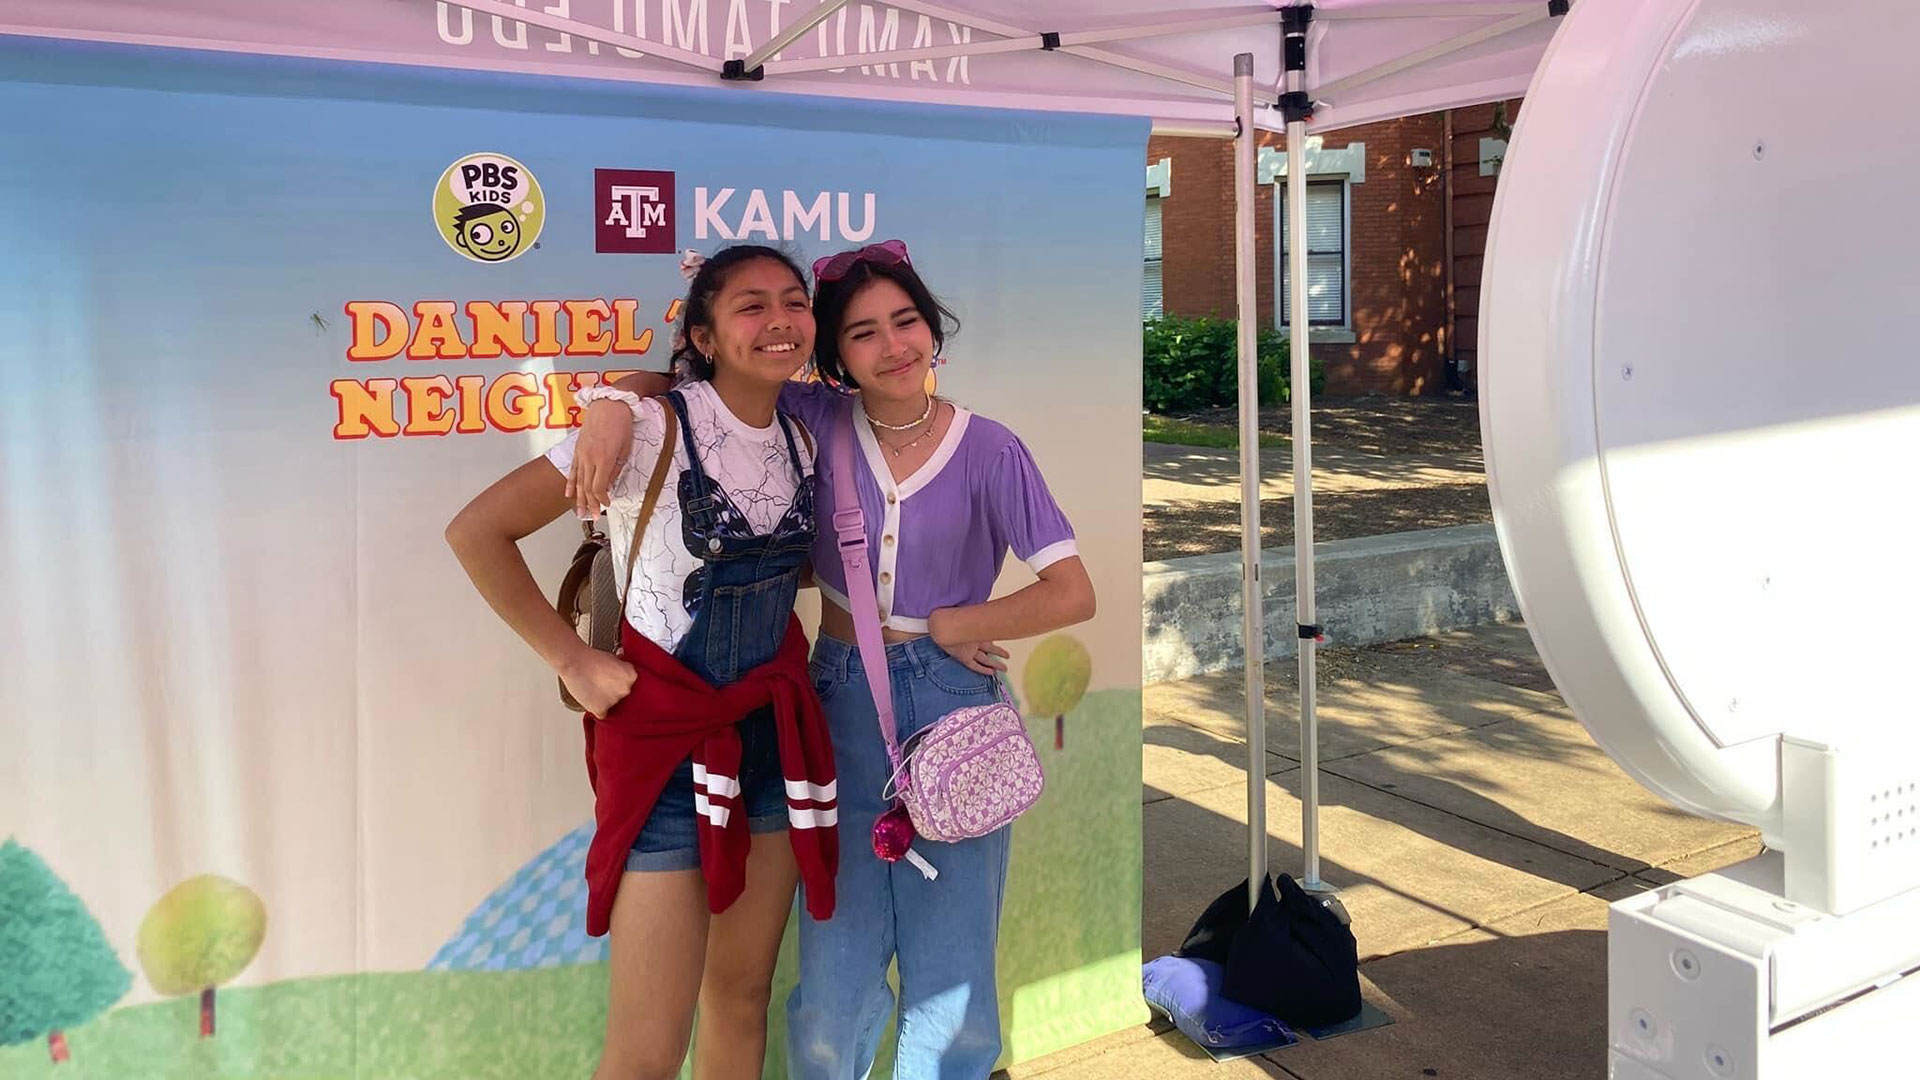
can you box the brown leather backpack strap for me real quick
[794,415,815,462]
[620,397,678,605]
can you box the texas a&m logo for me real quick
[596,169,675,254]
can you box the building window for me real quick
[1143,195,1165,319]
[1277,180,1349,328]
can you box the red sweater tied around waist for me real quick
[581,615,837,937]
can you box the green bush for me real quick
[1143,315,1325,414]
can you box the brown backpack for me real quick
[554,398,677,712]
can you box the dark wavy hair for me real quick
[811,257,959,390]
[669,244,810,382]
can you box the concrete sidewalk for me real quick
[1143,442,1485,507]
[1011,622,1759,1080]
[1142,438,1494,563]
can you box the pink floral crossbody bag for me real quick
[830,401,1044,879]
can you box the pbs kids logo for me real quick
[434,152,545,263]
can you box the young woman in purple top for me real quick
[571,240,1095,1079]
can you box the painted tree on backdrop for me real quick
[1024,635,1093,751]
[137,875,267,1039]
[0,838,133,1064]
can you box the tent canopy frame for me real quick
[431,0,1565,135]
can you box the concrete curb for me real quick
[1143,524,1518,684]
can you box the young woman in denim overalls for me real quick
[573,242,1098,1079]
[448,245,828,1080]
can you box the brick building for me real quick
[1144,100,1518,396]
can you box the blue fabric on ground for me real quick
[1142,954,1295,1050]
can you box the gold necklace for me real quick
[874,402,942,458]
[879,425,938,458]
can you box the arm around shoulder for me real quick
[569,383,672,518]
[610,371,671,397]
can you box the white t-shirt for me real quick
[546,380,815,654]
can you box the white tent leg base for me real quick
[1302,878,1343,900]
[1310,886,1351,926]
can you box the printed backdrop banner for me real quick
[0,37,1146,1078]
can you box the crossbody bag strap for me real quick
[830,399,905,773]
[620,397,678,606]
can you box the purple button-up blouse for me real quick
[779,381,1077,634]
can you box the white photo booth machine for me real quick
[1192,2,1920,1069]
[1481,1,1920,1075]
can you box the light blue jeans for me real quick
[787,635,1012,1080]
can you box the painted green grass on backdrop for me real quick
[1,691,1146,1080]
[0,966,607,1080]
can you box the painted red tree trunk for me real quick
[1055,715,1064,750]
[48,1030,70,1063]
[200,987,216,1038]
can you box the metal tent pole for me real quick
[740,0,851,71]
[1151,121,1238,140]
[1282,4,1326,891]
[1310,6,1553,105]
[878,0,1240,98]
[1232,51,1267,908]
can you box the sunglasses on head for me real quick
[812,239,911,284]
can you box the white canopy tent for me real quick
[0,0,1569,905]
[0,1,1560,135]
